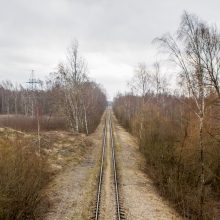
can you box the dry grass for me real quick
[0,126,93,220]
[0,115,67,132]
[40,131,92,172]
[0,131,49,220]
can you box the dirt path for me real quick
[113,115,182,220]
[36,119,104,220]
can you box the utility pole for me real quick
[26,70,42,154]
[26,70,41,117]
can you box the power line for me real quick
[25,70,41,116]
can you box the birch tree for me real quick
[57,40,106,134]
[128,63,151,142]
[156,11,219,219]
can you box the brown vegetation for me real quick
[0,115,67,132]
[113,93,220,219]
[0,41,106,135]
[0,130,49,220]
[56,41,106,134]
[0,127,93,220]
[114,12,220,219]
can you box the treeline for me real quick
[0,41,107,134]
[0,80,57,116]
[56,41,107,134]
[113,12,220,219]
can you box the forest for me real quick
[113,12,220,219]
[0,41,106,134]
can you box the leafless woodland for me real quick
[114,12,220,219]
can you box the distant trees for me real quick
[0,40,107,134]
[151,62,168,95]
[129,63,151,97]
[0,82,25,115]
[0,81,57,116]
[129,62,168,98]
[56,41,106,134]
[128,61,168,141]
[57,41,88,133]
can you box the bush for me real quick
[0,136,49,220]
[113,94,220,219]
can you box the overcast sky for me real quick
[0,0,220,100]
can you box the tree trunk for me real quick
[15,95,18,115]
[199,115,205,219]
[83,103,89,135]
[37,106,41,155]
[74,104,79,132]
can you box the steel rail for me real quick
[94,111,122,220]
[95,117,107,220]
[110,113,121,220]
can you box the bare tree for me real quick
[57,40,106,134]
[151,62,168,95]
[128,63,151,141]
[58,41,88,132]
[156,11,212,219]
[129,63,151,98]
[200,25,220,98]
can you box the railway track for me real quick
[93,110,125,220]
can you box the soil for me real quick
[99,114,117,219]
[113,114,182,220]
[35,119,104,220]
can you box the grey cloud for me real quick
[1,0,220,99]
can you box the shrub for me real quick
[113,94,220,219]
[0,136,49,220]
